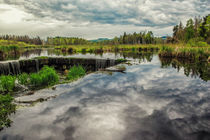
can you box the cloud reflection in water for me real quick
[1,56,210,140]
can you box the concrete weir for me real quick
[0,57,119,75]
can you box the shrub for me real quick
[67,65,86,80]
[0,75,16,93]
[30,73,42,87]
[0,94,16,130]
[197,41,208,47]
[17,73,29,85]
[39,66,59,86]
[30,66,59,87]
[187,38,208,47]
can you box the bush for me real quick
[30,73,42,87]
[197,41,208,47]
[0,94,16,130]
[30,66,59,87]
[187,38,208,47]
[67,65,86,80]
[0,75,16,93]
[17,73,29,85]
[39,66,59,86]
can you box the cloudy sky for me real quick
[0,0,209,39]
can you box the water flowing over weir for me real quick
[0,61,21,75]
[0,57,120,75]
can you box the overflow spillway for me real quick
[0,57,120,75]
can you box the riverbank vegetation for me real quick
[67,65,86,81]
[0,65,87,130]
[0,94,16,131]
[0,65,86,93]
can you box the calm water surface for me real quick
[0,54,210,140]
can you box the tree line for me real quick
[97,31,164,45]
[168,14,210,44]
[1,14,209,46]
[0,35,43,45]
[46,37,89,45]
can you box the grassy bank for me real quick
[54,44,210,61]
[159,45,210,61]
[0,40,209,61]
[0,65,86,130]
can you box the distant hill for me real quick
[89,38,111,42]
[161,36,168,40]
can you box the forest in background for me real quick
[0,14,209,47]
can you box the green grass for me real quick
[17,73,29,85]
[160,45,175,53]
[0,94,16,130]
[0,75,16,93]
[30,66,59,87]
[67,65,86,81]
[0,45,19,52]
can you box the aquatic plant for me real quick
[67,65,86,81]
[0,75,16,93]
[30,66,59,87]
[0,94,16,131]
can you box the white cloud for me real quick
[0,0,209,39]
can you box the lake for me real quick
[0,50,210,140]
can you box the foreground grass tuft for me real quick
[17,73,29,85]
[0,75,16,93]
[30,66,59,87]
[67,65,86,81]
